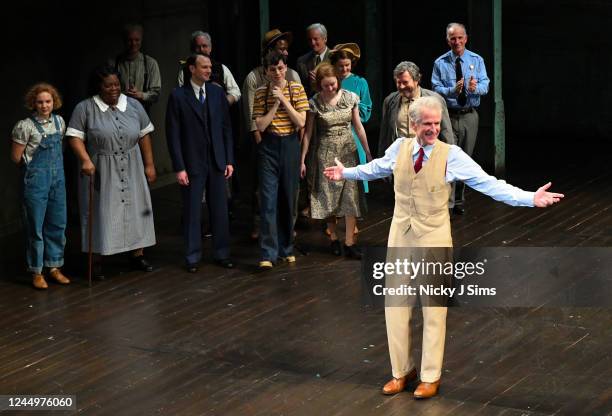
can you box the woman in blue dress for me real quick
[328,43,372,235]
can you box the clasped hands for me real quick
[455,76,478,94]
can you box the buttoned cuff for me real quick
[343,167,357,180]
[518,191,535,207]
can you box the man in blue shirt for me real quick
[324,96,563,399]
[432,22,490,215]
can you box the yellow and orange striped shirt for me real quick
[252,81,308,136]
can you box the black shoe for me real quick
[202,228,213,238]
[215,258,234,269]
[344,244,362,260]
[92,263,105,280]
[186,263,199,273]
[130,255,153,272]
[330,239,342,256]
[453,206,465,215]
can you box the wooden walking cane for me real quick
[88,174,93,287]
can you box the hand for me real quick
[308,70,316,82]
[144,164,157,183]
[253,131,262,144]
[300,163,306,179]
[468,76,477,93]
[271,86,287,105]
[225,165,234,179]
[454,78,464,95]
[323,157,345,181]
[365,150,373,162]
[81,159,95,176]
[176,170,189,186]
[126,87,144,100]
[533,182,564,207]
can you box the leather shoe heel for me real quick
[32,274,48,290]
[344,244,362,260]
[216,258,234,269]
[130,256,153,272]
[330,239,342,256]
[414,380,440,399]
[453,206,465,215]
[49,268,70,285]
[382,369,417,395]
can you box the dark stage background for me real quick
[1,0,610,245]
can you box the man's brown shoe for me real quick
[413,380,440,399]
[48,268,70,285]
[381,368,417,395]
[32,274,48,290]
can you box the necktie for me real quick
[314,55,321,67]
[455,58,467,106]
[414,147,425,173]
[199,87,205,104]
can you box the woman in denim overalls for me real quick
[10,83,70,289]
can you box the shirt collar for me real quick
[93,94,127,112]
[317,47,328,60]
[450,49,467,62]
[33,114,53,124]
[190,79,206,97]
[401,87,421,104]
[412,140,434,158]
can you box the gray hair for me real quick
[123,23,143,37]
[393,61,421,83]
[190,30,212,50]
[306,23,327,39]
[446,22,467,39]
[408,97,442,124]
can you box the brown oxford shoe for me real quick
[381,368,417,395]
[32,274,48,290]
[413,379,440,399]
[48,268,70,285]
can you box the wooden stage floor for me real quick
[0,165,610,415]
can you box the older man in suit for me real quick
[166,54,235,273]
[325,96,563,399]
[296,23,330,97]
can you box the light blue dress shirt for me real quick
[431,49,490,109]
[343,138,534,207]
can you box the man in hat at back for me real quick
[242,29,301,240]
[109,23,162,115]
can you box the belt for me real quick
[448,107,474,115]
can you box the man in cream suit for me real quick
[324,97,563,399]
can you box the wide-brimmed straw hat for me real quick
[330,43,361,61]
[262,29,293,49]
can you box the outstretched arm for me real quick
[448,146,564,207]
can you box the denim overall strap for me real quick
[28,115,63,168]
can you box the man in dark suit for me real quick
[166,54,235,272]
[296,23,330,97]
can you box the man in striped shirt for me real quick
[252,51,309,269]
